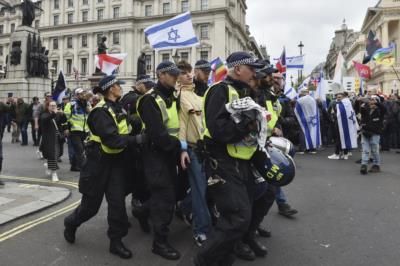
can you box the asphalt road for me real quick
[1,135,400,266]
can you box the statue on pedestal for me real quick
[20,0,43,27]
[95,36,108,74]
[137,52,147,77]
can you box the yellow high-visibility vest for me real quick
[89,100,130,154]
[203,83,258,160]
[265,100,282,136]
[64,102,89,132]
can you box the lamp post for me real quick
[290,75,293,87]
[172,50,180,64]
[49,67,56,94]
[298,41,304,81]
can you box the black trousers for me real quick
[197,152,252,266]
[142,147,178,242]
[70,131,86,169]
[65,146,129,240]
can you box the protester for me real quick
[29,97,41,146]
[0,99,11,187]
[39,100,67,182]
[15,98,31,146]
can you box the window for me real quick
[81,58,87,74]
[180,52,189,62]
[98,0,104,3]
[145,5,152,16]
[163,3,170,15]
[53,38,59,50]
[68,0,73,8]
[97,9,104,20]
[0,46,3,56]
[181,0,189,12]
[53,15,59,26]
[52,60,58,73]
[67,36,73,48]
[83,0,88,5]
[200,25,209,39]
[81,34,88,47]
[0,25,3,34]
[10,23,15,33]
[67,13,73,24]
[162,53,170,61]
[66,59,72,74]
[200,0,208,10]
[82,11,88,22]
[54,0,59,9]
[200,51,208,61]
[113,7,120,19]
[113,31,120,45]
[34,20,39,29]
[0,9,4,17]
[145,54,152,72]
[10,7,16,14]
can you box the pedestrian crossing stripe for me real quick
[0,175,79,242]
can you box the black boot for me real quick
[110,239,132,259]
[278,203,298,218]
[360,164,368,175]
[63,224,77,244]
[152,239,181,260]
[234,241,256,261]
[244,232,268,257]
[257,226,271,238]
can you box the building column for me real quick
[382,20,389,47]
[73,35,79,71]
[125,29,134,76]
[88,33,94,74]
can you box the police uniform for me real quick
[195,52,265,266]
[63,89,90,171]
[64,75,145,259]
[136,62,182,260]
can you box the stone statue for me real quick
[137,52,147,76]
[20,0,42,27]
[43,49,49,78]
[10,42,22,65]
[26,34,31,74]
[38,46,46,77]
[29,35,39,76]
[97,36,108,54]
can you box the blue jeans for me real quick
[361,134,381,166]
[19,120,29,145]
[181,147,211,236]
[275,187,287,204]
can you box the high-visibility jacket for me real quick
[89,100,130,154]
[64,101,89,132]
[137,90,180,137]
[203,83,258,160]
[265,99,282,136]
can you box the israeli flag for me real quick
[337,98,359,150]
[295,95,321,150]
[284,83,297,100]
[144,12,199,50]
[287,55,304,69]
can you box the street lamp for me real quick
[298,41,304,81]
[172,50,180,64]
[290,75,293,87]
[49,67,56,94]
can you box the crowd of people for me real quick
[0,50,399,265]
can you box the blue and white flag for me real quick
[295,95,321,150]
[144,12,199,50]
[287,55,304,69]
[337,98,359,150]
[284,83,297,100]
[314,71,327,109]
[52,70,67,104]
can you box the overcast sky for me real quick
[247,0,378,78]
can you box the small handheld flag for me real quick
[95,53,127,76]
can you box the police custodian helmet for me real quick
[263,146,296,187]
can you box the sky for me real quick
[247,0,378,79]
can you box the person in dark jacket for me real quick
[0,100,11,187]
[359,95,386,174]
[39,100,67,182]
[15,98,31,146]
[193,60,211,97]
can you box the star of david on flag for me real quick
[145,12,199,50]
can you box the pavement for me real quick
[0,182,70,225]
[1,129,400,265]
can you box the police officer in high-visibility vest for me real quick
[63,75,146,259]
[63,88,91,171]
[137,61,186,260]
[194,52,265,266]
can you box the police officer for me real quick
[194,52,265,266]
[193,59,211,97]
[64,88,91,171]
[137,61,186,260]
[63,75,146,259]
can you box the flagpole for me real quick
[153,50,156,80]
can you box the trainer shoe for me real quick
[360,164,368,175]
[369,165,381,173]
[43,163,51,176]
[51,171,59,182]
[342,154,349,160]
[193,234,207,247]
[278,203,298,217]
[328,154,340,160]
